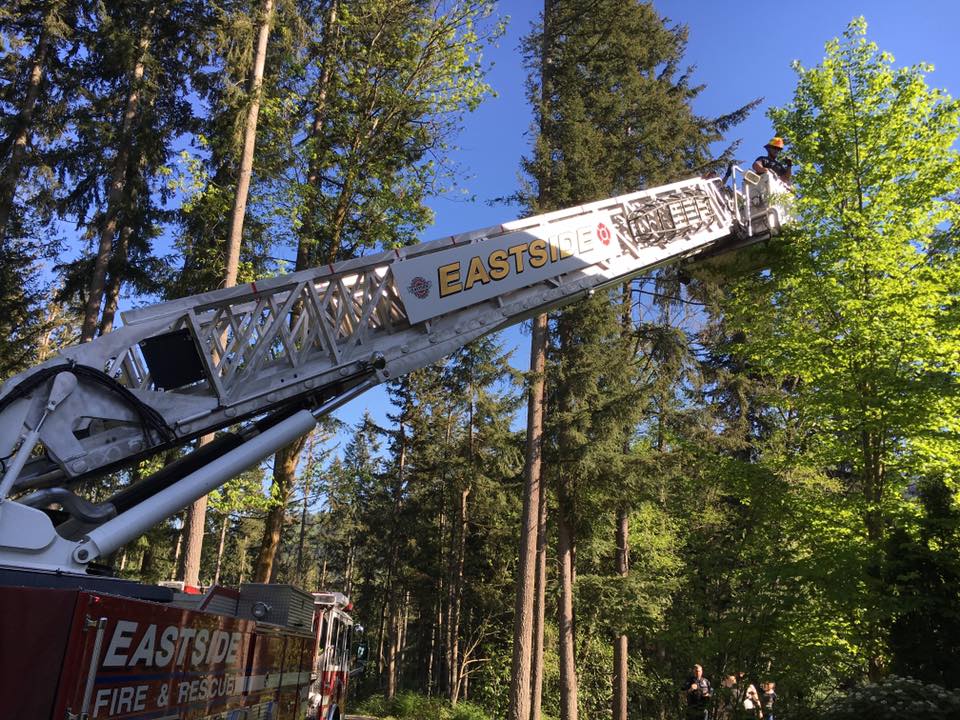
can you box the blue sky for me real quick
[328,0,960,438]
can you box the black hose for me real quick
[19,487,118,524]
[0,362,175,446]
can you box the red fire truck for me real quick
[0,579,359,719]
[309,592,356,720]
[0,168,786,718]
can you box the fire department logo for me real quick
[597,222,612,246]
[408,276,432,299]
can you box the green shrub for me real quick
[353,694,391,717]
[822,675,960,720]
[352,692,493,720]
[449,700,491,720]
[391,692,431,718]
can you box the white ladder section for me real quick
[0,171,787,573]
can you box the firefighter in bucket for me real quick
[752,136,792,184]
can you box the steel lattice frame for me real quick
[1,175,782,491]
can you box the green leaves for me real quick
[716,16,960,689]
[278,0,505,264]
[729,16,960,490]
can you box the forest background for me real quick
[2,1,959,719]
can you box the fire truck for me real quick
[0,168,787,719]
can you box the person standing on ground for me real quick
[743,682,763,720]
[684,664,712,720]
[762,681,777,720]
[718,674,740,719]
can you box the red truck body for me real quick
[0,582,351,720]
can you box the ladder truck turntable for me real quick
[0,168,787,719]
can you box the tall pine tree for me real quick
[520,2,757,717]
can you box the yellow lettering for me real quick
[488,249,510,280]
[464,256,491,290]
[549,239,560,262]
[508,243,529,273]
[528,239,548,268]
[438,262,462,297]
[558,232,575,258]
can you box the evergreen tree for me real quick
[53,0,210,338]
[885,478,960,687]
[0,0,78,239]
[0,0,82,377]
[519,2,757,716]
[442,336,522,703]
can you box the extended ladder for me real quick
[0,169,787,573]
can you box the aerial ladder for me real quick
[0,167,788,719]
[0,168,787,580]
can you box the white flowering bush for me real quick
[822,676,960,720]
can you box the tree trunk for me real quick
[344,541,355,596]
[441,502,453,697]
[860,422,885,680]
[377,599,387,677]
[223,0,274,288]
[178,434,212,587]
[80,18,151,342]
[213,513,229,585]
[554,284,579,720]
[98,224,131,335]
[237,536,247,583]
[557,500,578,720]
[613,506,629,720]
[509,313,549,720]
[449,486,470,704]
[386,600,400,698]
[517,1,555,708]
[253,433,309,582]
[255,10,343,570]
[180,0,274,576]
[384,422,407,698]
[0,5,55,239]
[325,169,357,261]
[98,270,122,336]
[436,509,448,695]
[427,596,438,695]
[172,521,184,570]
[140,540,154,578]
[613,286,631,720]
[530,453,548,720]
[178,490,207,587]
[398,590,410,690]
[295,465,312,584]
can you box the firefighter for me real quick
[752,137,792,184]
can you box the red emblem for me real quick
[597,222,612,246]
[408,276,432,299]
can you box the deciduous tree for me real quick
[722,15,960,680]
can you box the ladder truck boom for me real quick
[0,168,787,576]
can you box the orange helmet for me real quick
[765,137,785,149]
